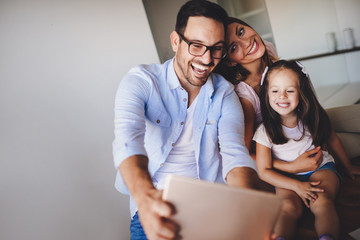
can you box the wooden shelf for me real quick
[293,46,360,61]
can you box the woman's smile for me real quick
[247,39,259,56]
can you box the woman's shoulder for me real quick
[235,81,256,95]
[264,40,279,60]
[235,81,260,106]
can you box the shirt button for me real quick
[180,122,184,125]
[160,163,164,167]
[172,143,175,147]
[183,98,187,102]
[156,120,160,124]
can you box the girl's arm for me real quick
[328,129,360,179]
[256,143,324,207]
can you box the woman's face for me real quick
[225,22,266,66]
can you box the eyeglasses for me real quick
[177,32,227,59]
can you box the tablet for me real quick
[162,175,282,240]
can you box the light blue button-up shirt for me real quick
[113,58,256,217]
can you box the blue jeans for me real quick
[282,162,342,182]
[130,212,147,240]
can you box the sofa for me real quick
[297,104,360,239]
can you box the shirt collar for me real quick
[167,58,181,90]
[203,74,214,96]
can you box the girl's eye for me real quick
[287,90,295,93]
[272,90,278,93]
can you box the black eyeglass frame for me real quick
[177,32,227,59]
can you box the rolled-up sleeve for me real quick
[112,68,151,169]
[218,86,257,181]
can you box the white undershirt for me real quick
[153,97,198,189]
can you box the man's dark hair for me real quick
[175,0,228,35]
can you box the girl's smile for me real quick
[267,68,299,122]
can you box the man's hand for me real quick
[119,155,181,239]
[137,189,180,240]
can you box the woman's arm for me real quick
[256,143,324,207]
[328,129,360,179]
[239,97,256,154]
[272,147,323,174]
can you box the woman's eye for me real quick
[238,27,244,37]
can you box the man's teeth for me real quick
[192,63,208,72]
[248,41,257,55]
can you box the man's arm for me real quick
[119,155,180,240]
[218,85,257,188]
[226,167,259,189]
[114,69,179,239]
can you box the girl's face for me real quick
[225,22,266,66]
[267,68,299,119]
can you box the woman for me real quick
[215,17,324,177]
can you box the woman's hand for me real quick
[293,180,324,208]
[272,147,323,174]
[290,147,323,173]
[345,164,360,180]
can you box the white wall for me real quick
[143,0,187,63]
[265,0,360,108]
[266,0,341,58]
[334,0,360,84]
[0,0,159,239]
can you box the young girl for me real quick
[253,60,360,240]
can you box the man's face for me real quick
[171,16,225,89]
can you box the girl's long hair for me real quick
[214,17,278,85]
[259,60,332,146]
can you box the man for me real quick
[113,1,257,239]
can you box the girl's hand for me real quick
[294,180,324,208]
